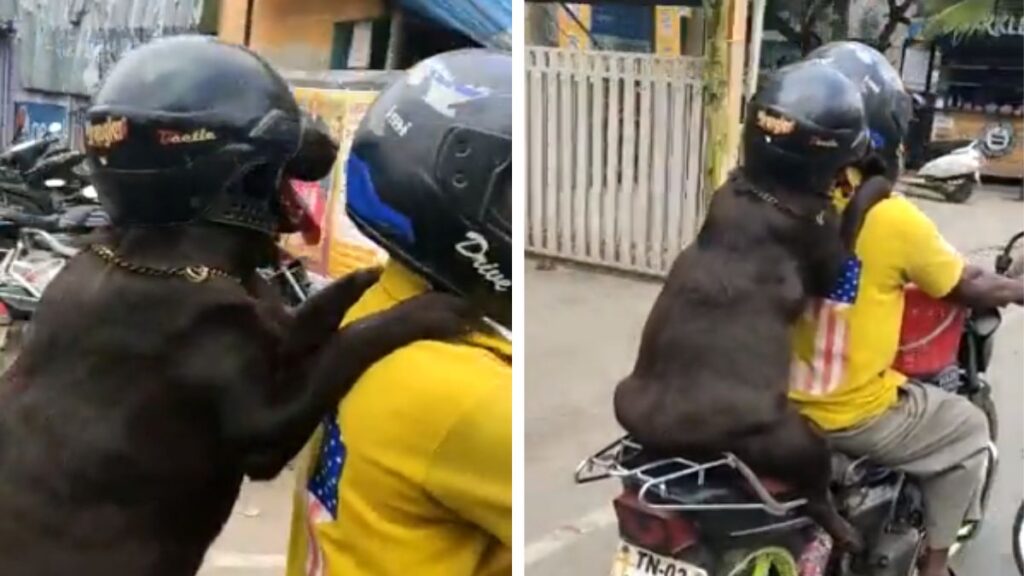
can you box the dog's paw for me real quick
[387,292,478,343]
[336,266,383,293]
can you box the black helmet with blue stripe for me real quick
[346,49,511,329]
[806,41,912,180]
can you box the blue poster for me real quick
[12,101,69,144]
[592,4,654,53]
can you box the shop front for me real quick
[904,16,1024,180]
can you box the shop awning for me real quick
[399,0,511,50]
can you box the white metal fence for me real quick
[526,47,706,276]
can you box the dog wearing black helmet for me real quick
[614,60,893,552]
[0,36,474,575]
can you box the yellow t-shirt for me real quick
[789,195,963,431]
[286,262,512,576]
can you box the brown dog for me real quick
[615,172,892,552]
[0,225,475,575]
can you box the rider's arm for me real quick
[946,265,1024,308]
[424,381,512,546]
[896,200,1023,308]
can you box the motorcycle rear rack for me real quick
[575,436,807,517]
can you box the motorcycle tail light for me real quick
[614,488,698,557]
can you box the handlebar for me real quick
[996,231,1024,277]
[20,229,78,259]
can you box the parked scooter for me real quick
[575,232,1019,576]
[0,204,319,323]
[0,122,89,214]
[898,140,985,204]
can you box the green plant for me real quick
[702,0,730,205]
[922,0,1001,38]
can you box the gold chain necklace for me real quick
[89,244,241,284]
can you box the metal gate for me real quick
[526,46,706,276]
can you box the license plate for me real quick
[610,541,707,576]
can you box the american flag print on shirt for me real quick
[790,257,862,396]
[304,417,346,576]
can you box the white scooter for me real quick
[899,140,985,204]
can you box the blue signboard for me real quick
[12,101,68,144]
[591,4,654,53]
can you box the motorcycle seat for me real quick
[59,205,108,228]
[755,452,863,494]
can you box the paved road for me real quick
[525,186,1024,575]
[197,473,293,575]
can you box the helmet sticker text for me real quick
[756,110,795,136]
[455,231,511,292]
[158,128,216,145]
[810,136,839,148]
[86,117,128,149]
[383,106,412,137]
[407,60,491,118]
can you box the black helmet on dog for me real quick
[743,59,871,199]
[84,35,335,237]
[806,41,911,180]
[346,49,511,329]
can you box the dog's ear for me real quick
[840,176,892,251]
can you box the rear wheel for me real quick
[946,180,974,203]
[1014,501,1024,575]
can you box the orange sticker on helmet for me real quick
[86,117,128,148]
[756,110,796,136]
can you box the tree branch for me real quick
[800,0,833,53]
[878,0,916,51]
[764,8,804,49]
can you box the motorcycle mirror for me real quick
[81,185,98,200]
[44,178,66,189]
[47,122,62,135]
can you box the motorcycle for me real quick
[575,232,1021,576]
[0,122,90,214]
[898,141,985,204]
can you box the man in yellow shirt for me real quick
[790,42,1023,576]
[286,48,511,576]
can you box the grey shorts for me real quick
[826,380,991,549]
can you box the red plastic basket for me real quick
[893,285,966,377]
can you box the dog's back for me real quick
[0,253,265,575]
[614,176,819,453]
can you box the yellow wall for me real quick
[218,0,385,70]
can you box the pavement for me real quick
[197,473,295,575]
[524,185,1024,575]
